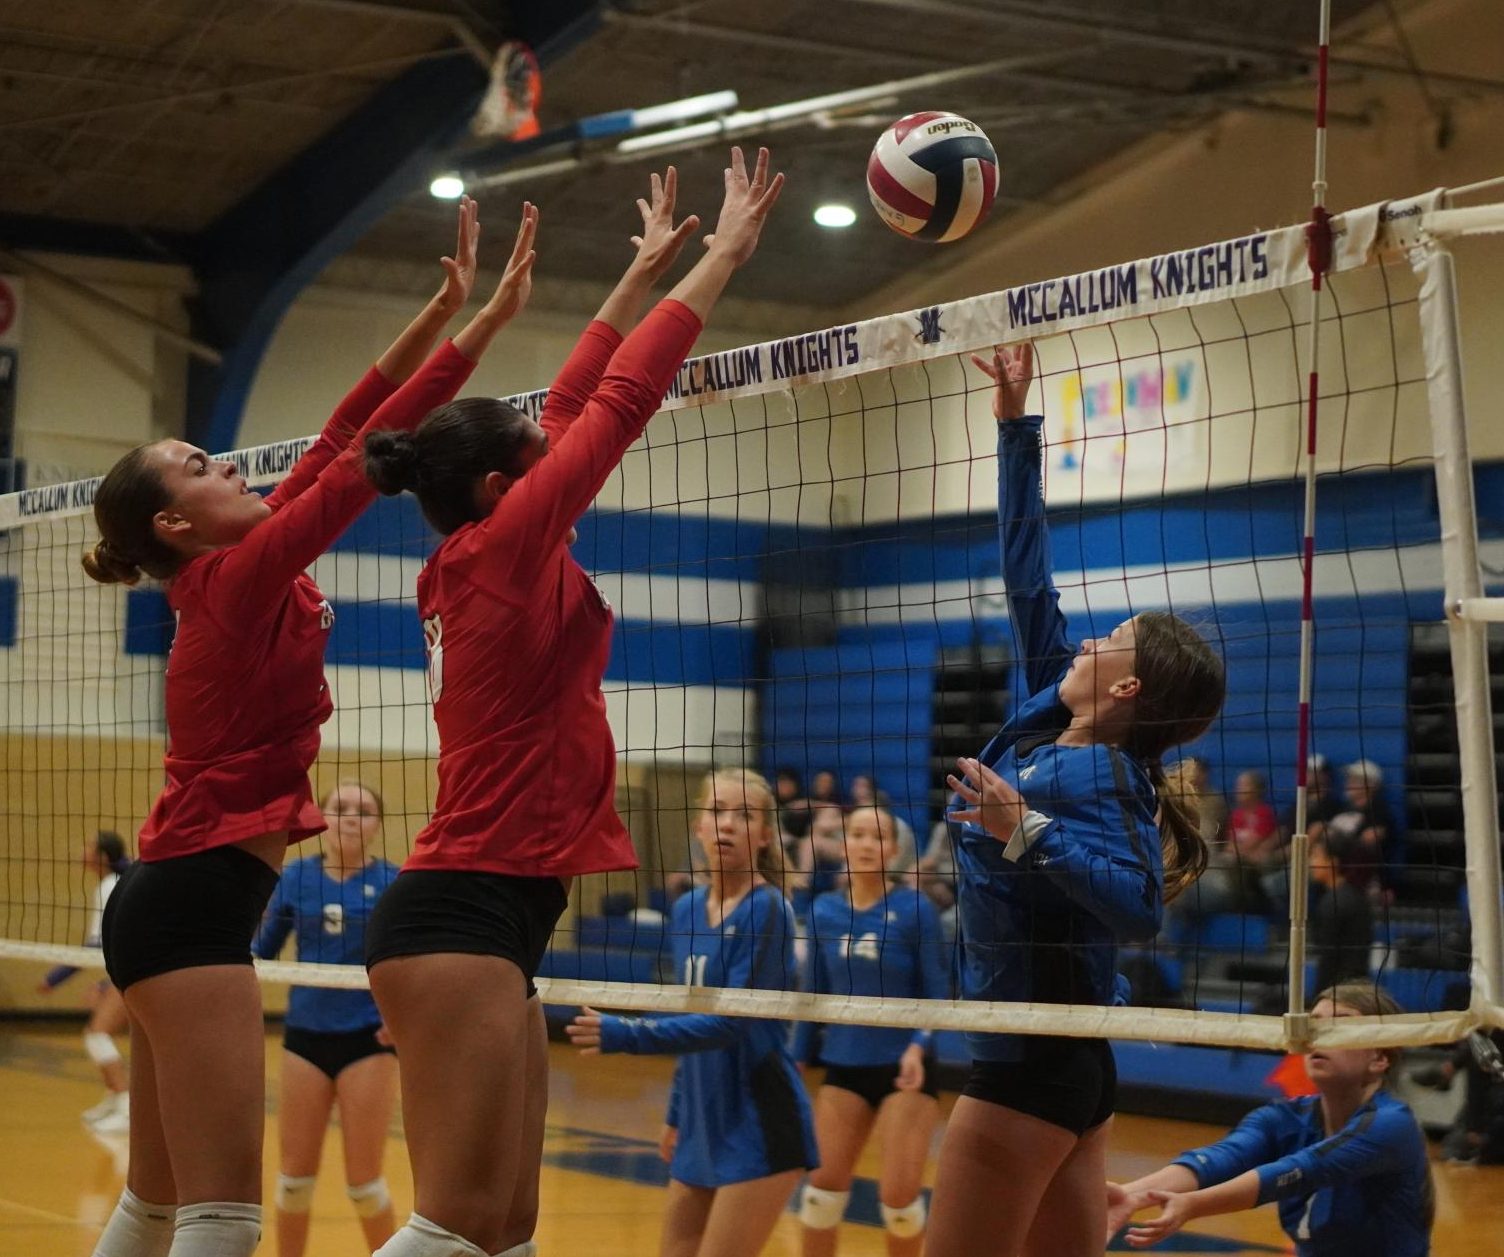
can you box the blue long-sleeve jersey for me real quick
[792,886,951,1066]
[1173,1090,1432,1257]
[947,417,1164,1062]
[253,854,399,1034]
[598,884,817,1188]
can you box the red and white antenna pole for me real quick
[1287,0,1334,1045]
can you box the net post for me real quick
[1413,240,1504,1021]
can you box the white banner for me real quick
[0,189,1453,529]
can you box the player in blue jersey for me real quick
[1109,982,1433,1256]
[253,781,401,1257]
[794,805,949,1257]
[924,343,1226,1257]
[567,768,817,1257]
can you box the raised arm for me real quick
[452,149,784,598]
[973,344,1075,697]
[211,210,540,607]
[266,197,481,510]
[540,168,703,443]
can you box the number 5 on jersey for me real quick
[423,613,444,703]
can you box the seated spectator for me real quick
[1308,834,1373,995]
[1263,753,1346,912]
[775,766,812,837]
[786,803,847,898]
[1162,758,1238,926]
[809,769,841,806]
[1325,759,1399,898]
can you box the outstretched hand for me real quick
[1106,1182,1151,1244]
[630,167,701,282]
[565,1005,604,1055]
[971,343,1035,422]
[947,756,1027,843]
[702,146,785,268]
[1125,1190,1196,1248]
[435,195,480,315]
[482,201,540,323]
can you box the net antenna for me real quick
[1284,0,1336,1051]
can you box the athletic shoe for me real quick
[81,1092,123,1125]
[86,1092,130,1134]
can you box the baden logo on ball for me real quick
[866,111,999,244]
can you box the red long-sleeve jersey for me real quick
[405,300,702,878]
[138,340,476,861]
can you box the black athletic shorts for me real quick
[101,845,280,992]
[821,1059,940,1110]
[283,1025,395,1081]
[962,1036,1116,1136]
[364,869,569,998]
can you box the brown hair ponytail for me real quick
[1126,611,1226,903]
[1152,759,1208,903]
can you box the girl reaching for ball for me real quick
[567,769,816,1257]
[923,342,1225,1257]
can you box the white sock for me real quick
[92,1188,176,1257]
[373,1214,489,1257]
[168,1202,261,1257]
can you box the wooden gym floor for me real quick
[0,1024,1498,1256]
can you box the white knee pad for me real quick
[797,1184,850,1230]
[373,1214,489,1257]
[171,1201,262,1257]
[275,1174,317,1215]
[880,1196,927,1239]
[84,1030,121,1067]
[347,1176,391,1219]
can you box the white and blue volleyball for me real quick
[866,111,999,243]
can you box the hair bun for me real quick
[363,430,421,496]
[80,539,143,586]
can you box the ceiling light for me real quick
[814,204,857,229]
[430,175,465,200]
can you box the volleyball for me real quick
[866,111,998,243]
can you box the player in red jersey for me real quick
[79,199,540,1257]
[359,149,784,1257]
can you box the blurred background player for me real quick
[36,830,133,1133]
[567,768,816,1257]
[793,805,948,1257]
[362,151,785,1257]
[254,781,401,1257]
[1108,983,1432,1256]
[925,343,1225,1257]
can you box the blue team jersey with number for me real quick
[793,886,951,1066]
[599,883,817,1187]
[253,855,399,1034]
[1173,1090,1432,1257]
[948,418,1165,1062]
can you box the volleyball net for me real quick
[2,186,1501,1053]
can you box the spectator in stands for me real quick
[775,767,812,838]
[1325,760,1399,899]
[1308,834,1373,995]
[810,770,841,806]
[1229,770,1282,909]
[785,803,848,901]
[1161,759,1236,926]
[1263,754,1346,913]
